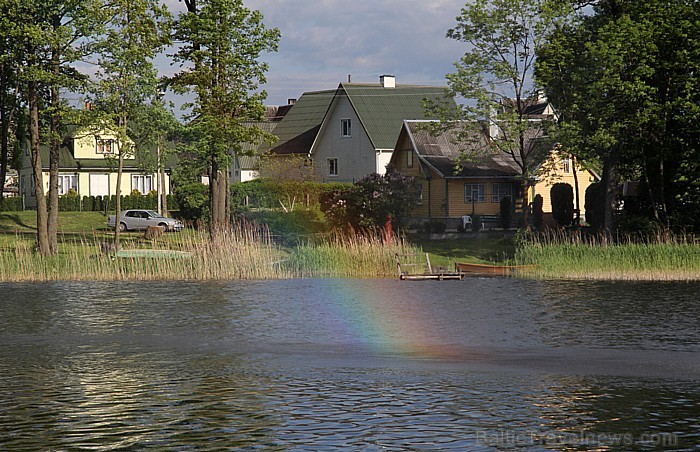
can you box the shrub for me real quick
[232,180,350,212]
[532,194,543,230]
[422,220,445,234]
[319,171,420,230]
[471,214,482,232]
[58,189,81,211]
[174,182,209,222]
[585,182,604,230]
[551,183,574,227]
[500,196,512,230]
[0,196,23,211]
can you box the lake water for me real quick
[1,278,699,450]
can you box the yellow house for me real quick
[389,120,526,228]
[389,120,599,229]
[19,124,173,209]
[530,151,600,226]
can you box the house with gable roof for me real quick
[389,120,525,225]
[19,123,175,209]
[265,75,454,182]
[389,117,599,228]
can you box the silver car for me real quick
[108,209,184,232]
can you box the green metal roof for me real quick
[268,90,336,155]
[341,83,453,149]
[268,83,454,155]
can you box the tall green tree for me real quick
[45,0,105,253]
[1,0,104,252]
[432,0,572,222]
[5,0,53,253]
[536,0,700,232]
[0,3,20,212]
[171,0,280,233]
[90,0,171,248]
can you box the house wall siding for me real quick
[74,129,135,160]
[448,179,509,217]
[313,95,377,182]
[531,156,596,220]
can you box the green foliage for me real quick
[174,182,209,223]
[536,0,700,232]
[532,194,544,230]
[515,230,700,280]
[616,213,659,239]
[551,183,574,227]
[429,0,568,182]
[170,0,280,228]
[232,179,349,211]
[0,197,23,212]
[244,209,328,245]
[58,189,81,212]
[319,172,420,230]
[499,196,512,230]
[585,183,605,230]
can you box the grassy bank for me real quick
[411,235,515,268]
[0,222,420,282]
[515,232,700,281]
[3,211,697,282]
[0,211,108,233]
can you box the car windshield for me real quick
[146,211,165,218]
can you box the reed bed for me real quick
[0,223,417,282]
[515,230,700,281]
[284,230,421,278]
[0,223,291,282]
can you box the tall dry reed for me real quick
[0,222,417,282]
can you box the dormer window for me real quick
[96,138,114,154]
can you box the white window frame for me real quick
[340,119,352,138]
[131,174,153,194]
[96,138,114,154]
[464,183,485,203]
[57,173,78,196]
[562,156,572,173]
[406,150,413,168]
[327,158,338,177]
[491,183,513,204]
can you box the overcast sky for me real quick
[162,0,468,108]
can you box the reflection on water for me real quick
[1,279,699,450]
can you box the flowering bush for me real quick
[320,171,420,229]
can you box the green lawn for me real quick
[0,211,110,233]
[408,235,516,267]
